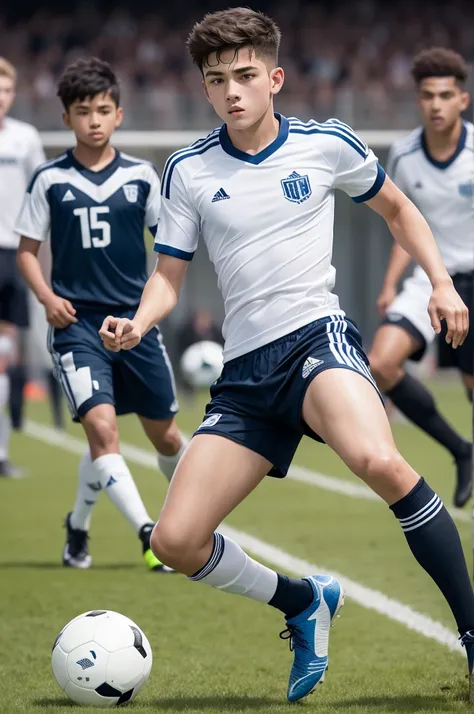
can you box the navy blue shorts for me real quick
[48,308,178,422]
[194,315,379,478]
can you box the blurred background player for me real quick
[16,57,187,570]
[0,57,45,478]
[368,48,473,508]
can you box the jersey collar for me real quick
[219,113,289,164]
[67,148,121,185]
[421,121,467,170]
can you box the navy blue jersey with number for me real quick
[15,149,160,308]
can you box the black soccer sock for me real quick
[7,364,26,431]
[387,373,470,459]
[391,477,474,634]
[268,574,314,619]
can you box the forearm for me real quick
[134,270,179,336]
[382,242,413,288]
[17,248,55,304]
[385,201,451,287]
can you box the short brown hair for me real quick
[0,57,16,82]
[411,48,468,86]
[187,7,281,71]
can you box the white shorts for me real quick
[384,267,434,356]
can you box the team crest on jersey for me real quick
[123,184,138,203]
[458,181,474,198]
[281,171,312,204]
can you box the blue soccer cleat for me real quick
[280,574,344,703]
[460,630,474,703]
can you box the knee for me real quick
[352,447,406,488]
[150,522,193,570]
[368,352,402,392]
[85,416,119,454]
[154,421,183,456]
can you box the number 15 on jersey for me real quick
[74,207,111,249]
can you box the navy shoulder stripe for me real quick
[161,130,219,191]
[162,140,220,199]
[27,153,70,193]
[289,117,367,156]
[289,126,367,159]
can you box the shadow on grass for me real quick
[33,698,74,708]
[0,561,141,570]
[152,695,286,711]
[331,692,467,711]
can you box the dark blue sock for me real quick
[390,477,474,634]
[268,574,314,618]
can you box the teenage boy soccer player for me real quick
[369,48,473,508]
[16,58,187,571]
[0,57,45,477]
[100,9,474,703]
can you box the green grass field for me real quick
[1,378,472,713]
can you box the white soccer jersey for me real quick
[155,115,384,361]
[388,121,474,277]
[0,117,45,249]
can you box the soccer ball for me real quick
[51,610,152,708]
[180,340,223,388]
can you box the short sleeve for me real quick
[330,124,385,202]
[24,129,46,179]
[14,172,50,242]
[154,165,199,261]
[144,165,161,237]
[386,144,410,198]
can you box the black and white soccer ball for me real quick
[52,610,152,707]
[180,340,223,388]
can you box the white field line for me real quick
[24,420,469,524]
[24,419,463,656]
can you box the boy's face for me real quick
[202,46,284,130]
[418,76,470,134]
[0,76,15,122]
[63,91,123,147]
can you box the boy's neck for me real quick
[72,141,116,171]
[226,105,279,155]
[423,118,463,160]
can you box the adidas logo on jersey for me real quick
[211,188,230,203]
[302,356,323,378]
[62,189,76,202]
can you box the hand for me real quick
[99,316,143,352]
[428,280,469,349]
[376,284,397,317]
[44,295,77,328]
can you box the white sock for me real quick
[157,433,188,482]
[70,451,101,531]
[93,453,153,534]
[189,533,278,602]
[0,374,10,461]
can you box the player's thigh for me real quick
[302,369,419,502]
[157,434,271,553]
[48,321,115,422]
[118,325,178,421]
